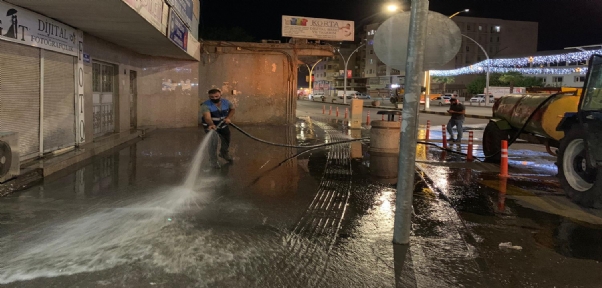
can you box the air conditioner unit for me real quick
[0,132,19,183]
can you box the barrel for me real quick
[493,93,580,140]
[370,120,400,154]
[370,153,398,185]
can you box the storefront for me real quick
[0,1,83,160]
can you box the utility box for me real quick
[349,99,363,129]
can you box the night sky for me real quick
[201,0,602,51]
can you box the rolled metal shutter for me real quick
[43,51,75,152]
[0,42,40,160]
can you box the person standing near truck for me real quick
[446,98,465,143]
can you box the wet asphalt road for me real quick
[0,103,601,287]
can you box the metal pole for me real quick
[344,59,348,104]
[424,71,431,111]
[393,0,429,245]
[486,61,490,106]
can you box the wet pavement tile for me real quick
[416,144,602,287]
[0,119,447,288]
[4,115,601,287]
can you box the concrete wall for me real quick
[83,33,199,142]
[199,43,297,125]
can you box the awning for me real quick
[6,0,199,60]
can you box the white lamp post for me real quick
[461,34,490,105]
[336,43,366,104]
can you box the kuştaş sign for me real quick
[0,1,80,57]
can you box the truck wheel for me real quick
[482,121,509,163]
[558,129,602,207]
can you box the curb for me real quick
[308,100,493,120]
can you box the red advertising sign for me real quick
[347,70,352,78]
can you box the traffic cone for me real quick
[366,111,371,125]
[467,131,474,161]
[500,140,509,177]
[442,125,448,149]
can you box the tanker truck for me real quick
[483,54,602,208]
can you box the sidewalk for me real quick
[0,128,150,197]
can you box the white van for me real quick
[337,90,361,99]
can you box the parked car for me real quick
[431,96,451,106]
[470,94,495,103]
[356,93,371,99]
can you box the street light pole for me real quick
[461,34,490,105]
[306,59,323,97]
[336,43,366,105]
[393,0,429,245]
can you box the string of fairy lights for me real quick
[429,49,601,77]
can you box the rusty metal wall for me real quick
[198,46,296,125]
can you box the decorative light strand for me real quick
[431,66,588,77]
[430,49,601,76]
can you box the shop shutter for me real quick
[43,51,75,152]
[0,42,40,159]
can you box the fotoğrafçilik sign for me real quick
[0,1,80,57]
[282,15,354,42]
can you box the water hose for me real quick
[229,123,369,149]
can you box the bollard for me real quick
[467,131,474,161]
[366,111,371,125]
[500,140,509,177]
[425,120,430,141]
[442,125,448,149]
[329,106,332,115]
[344,108,348,119]
[336,107,339,117]
[322,105,325,114]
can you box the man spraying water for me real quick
[201,88,235,168]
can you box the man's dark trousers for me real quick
[204,125,231,162]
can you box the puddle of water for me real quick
[0,131,224,284]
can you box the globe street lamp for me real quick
[387,4,400,13]
[336,43,366,104]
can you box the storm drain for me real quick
[261,120,352,287]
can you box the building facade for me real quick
[313,43,366,96]
[363,22,405,96]
[0,0,200,161]
[448,16,538,69]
